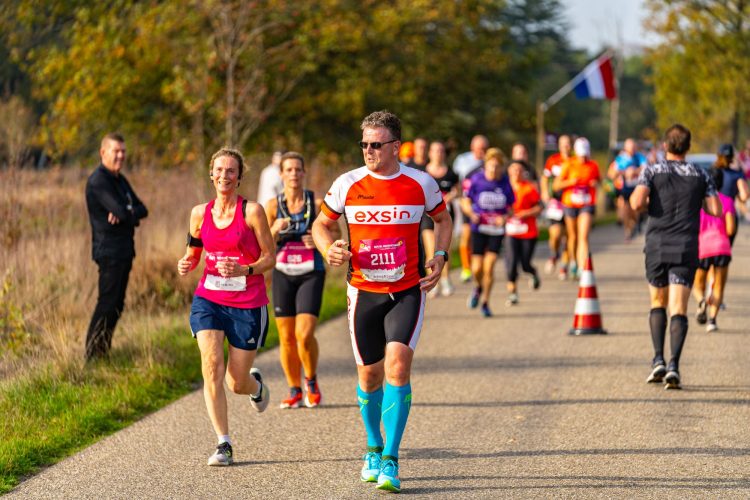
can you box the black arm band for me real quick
[187,233,203,248]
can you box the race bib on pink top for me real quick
[275,241,315,276]
[204,251,247,292]
[357,237,407,282]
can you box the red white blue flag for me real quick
[573,54,617,100]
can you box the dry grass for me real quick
[0,159,340,380]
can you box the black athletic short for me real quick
[698,255,732,270]
[563,205,596,218]
[471,232,504,255]
[346,283,425,366]
[272,270,325,317]
[645,256,697,288]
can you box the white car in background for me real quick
[686,153,716,171]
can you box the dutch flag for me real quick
[573,54,617,100]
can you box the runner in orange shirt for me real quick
[505,160,543,305]
[553,137,600,280]
[312,110,452,493]
[541,135,571,279]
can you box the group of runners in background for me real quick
[171,111,747,492]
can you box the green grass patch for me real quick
[0,280,348,494]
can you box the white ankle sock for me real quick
[218,435,231,445]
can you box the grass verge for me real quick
[0,280,348,494]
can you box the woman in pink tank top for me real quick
[177,148,276,466]
[692,168,735,333]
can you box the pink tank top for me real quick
[194,197,268,308]
[698,193,734,259]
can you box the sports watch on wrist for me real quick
[434,250,448,260]
[247,265,254,276]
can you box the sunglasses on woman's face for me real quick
[358,139,398,150]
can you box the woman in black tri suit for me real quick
[265,152,334,408]
[420,141,459,297]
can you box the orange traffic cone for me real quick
[569,253,607,335]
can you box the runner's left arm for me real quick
[737,178,750,203]
[420,207,453,292]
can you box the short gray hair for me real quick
[360,110,401,141]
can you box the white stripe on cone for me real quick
[574,298,601,315]
[579,270,596,287]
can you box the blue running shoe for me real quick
[376,459,401,492]
[481,302,492,317]
[467,287,481,309]
[360,451,381,482]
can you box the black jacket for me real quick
[85,165,148,261]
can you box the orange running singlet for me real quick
[321,165,446,293]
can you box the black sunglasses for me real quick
[358,139,398,150]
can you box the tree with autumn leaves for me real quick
[645,0,750,148]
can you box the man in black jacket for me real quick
[85,133,148,360]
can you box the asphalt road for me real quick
[9,223,750,499]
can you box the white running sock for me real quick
[218,435,231,445]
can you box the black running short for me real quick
[471,232,504,255]
[563,205,596,218]
[272,270,325,317]
[698,255,732,270]
[346,283,425,366]
[645,256,697,288]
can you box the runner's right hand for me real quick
[272,217,290,233]
[177,255,196,275]
[326,240,351,267]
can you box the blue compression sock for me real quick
[381,382,412,460]
[357,385,384,450]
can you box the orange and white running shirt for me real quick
[322,165,446,293]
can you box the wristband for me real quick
[247,266,254,276]
[434,250,448,260]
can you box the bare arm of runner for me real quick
[419,208,453,292]
[630,185,649,212]
[304,198,339,249]
[177,204,206,275]
[737,178,750,203]
[725,208,737,237]
[312,211,351,266]
[460,197,480,224]
[703,195,721,218]
[265,197,289,241]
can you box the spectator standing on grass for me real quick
[178,147,275,466]
[84,133,148,361]
[257,150,284,207]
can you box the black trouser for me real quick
[86,257,132,360]
[505,237,538,282]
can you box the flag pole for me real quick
[535,50,615,167]
[608,51,622,150]
[535,101,545,170]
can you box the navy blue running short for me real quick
[189,295,268,351]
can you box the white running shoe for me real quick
[207,442,233,466]
[249,368,270,412]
